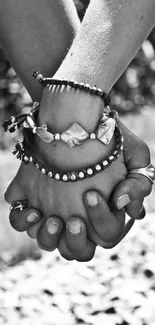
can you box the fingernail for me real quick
[27,213,40,223]
[68,220,82,234]
[47,221,60,234]
[85,192,99,207]
[117,194,131,210]
[138,206,146,220]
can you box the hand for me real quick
[5,118,152,261]
[4,84,128,261]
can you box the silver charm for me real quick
[26,115,36,129]
[97,114,115,145]
[36,124,54,143]
[61,123,89,148]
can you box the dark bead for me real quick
[68,80,75,87]
[104,95,111,106]
[9,126,15,133]
[62,79,68,86]
[101,91,106,99]
[2,121,8,132]
[32,71,39,78]
[53,79,59,85]
[73,82,78,88]
[84,85,90,91]
[78,82,85,89]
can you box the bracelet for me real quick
[3,74,123,182]
[32,71,111,107]
[12,124,123,183]
[3,102,119,148]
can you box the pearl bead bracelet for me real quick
[12,124,124,183]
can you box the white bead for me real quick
[36,73,43,81]
[79,171,84,178]
[71,173,76,181]
[102,160,108,166]
[90,133,96,140]
[33,102,40,109]
[54,133,61,140]
[87,168,93,175]
[68,139,74,147]
[62,175,68,182]
[113,151,118,155]
[41,168,46,174]
[109,155,114,161]
[35,163,39,169]
[29,156,33,162]
[11,116,15,123]
[120,145,123,150]
[48,171,53,178]
[55,173,60,180]
[32,127,37,134]
[24,156,29,161]
[14,124,18,131]
[95,164,101,171]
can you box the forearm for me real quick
[0,0,80,101]
[56,0,155,92]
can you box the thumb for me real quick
[112,122,152,219]
[112,176,150,219]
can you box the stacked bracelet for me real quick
[3,74,124,182]
[13,123,123,182]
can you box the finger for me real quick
[27,219,46,239]
[58,232,74,261]
[103,217,135,249]
[37,216,64,252]
[9,207,43,232]
[113,123,152,219]
[65,217,96,262]
[84,191,125,243]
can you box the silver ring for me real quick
[10,199,28,212]
[129,163,155,184]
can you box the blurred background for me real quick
[0,1,155,324]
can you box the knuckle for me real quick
[4,190,12,204]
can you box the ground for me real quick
[0,108,155,325]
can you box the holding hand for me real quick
[4,79,153,261]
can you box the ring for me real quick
[129,163,155,184]
[10,199,28,212]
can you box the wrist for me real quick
[34,85,116,171]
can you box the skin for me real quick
[2,0,155,261]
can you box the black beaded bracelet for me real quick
[12,124,123,183]
[33,71,111,107]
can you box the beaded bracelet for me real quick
[3,102,119,148]
[3,74,123,182]
[32,71,111,107]
[12,124,123,183]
